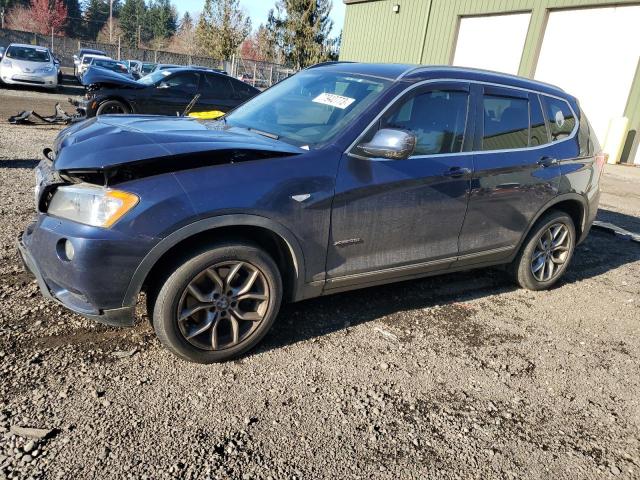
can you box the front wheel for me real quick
[96,99,129,115]
[152,242,282,363]
[510,210,576,290]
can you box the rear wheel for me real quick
[510,210,576,290]
[152,242,282,363]
[96,99,129,115]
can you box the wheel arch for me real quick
[513,193,588,258]
[122,215,306,309]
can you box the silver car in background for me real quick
[0,44,58,89]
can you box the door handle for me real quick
[443,166,471,178]
[537,156,558,168]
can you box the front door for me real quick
[149,71,201,116]
[326,82,475,289]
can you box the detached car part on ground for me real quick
[75,67,259,118]
[19,63,605,363]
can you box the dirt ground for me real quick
[0,86,639,480]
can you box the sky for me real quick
[174,0,346,36]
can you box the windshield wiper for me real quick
[248,128,279,140]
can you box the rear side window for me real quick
[542,96,576,141]
[231,78,258,99]
[530,95,549,146]
[381,90,469,155]
[482,96,529,151]
[201,74,234,99]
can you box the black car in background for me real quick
[78,67,259,117]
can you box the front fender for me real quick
[121,214,307,307]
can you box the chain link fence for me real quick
[0,27,295,88]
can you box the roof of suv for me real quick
[8,43,50,51]
[309,62,570,100]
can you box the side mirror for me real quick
[356,128,416,160]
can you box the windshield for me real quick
[6,46,50,63]
[137,69,172,85]
[225,70,390,148]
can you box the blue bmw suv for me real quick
[19,63,604,362]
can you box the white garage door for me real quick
[535,6,640,148]
[453,13,532,75]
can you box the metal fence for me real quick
[0,27,295,88]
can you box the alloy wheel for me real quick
[530,222,571,282]
[176,261,270,351]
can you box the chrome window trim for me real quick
[346,78,579,160]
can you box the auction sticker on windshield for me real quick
[313,92,355,110]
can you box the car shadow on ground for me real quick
[258,208,640,355]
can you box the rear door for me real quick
[149,71,200,116]
[326,82,475,287]
[197,73,237,113]
[457,84,562,263]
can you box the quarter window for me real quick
[542,96,576,141]
[482,95,529,151]
[379,90,469,155]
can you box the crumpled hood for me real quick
[81,66,143,88]
[53,115,303,171]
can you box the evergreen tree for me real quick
[63,0,82,36]
[268,0,334,68]
[196,0,250,60]
[147,0,176,42]
[83,0,111,39]
[118,0,148,47]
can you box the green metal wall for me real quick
[341,0,640,76]
[340,0,432,63]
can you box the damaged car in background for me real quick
[72,67,259,117]
[18,63,604,363]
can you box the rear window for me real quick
[6,46,50,63]
[482,95,529,151]
[542,96,576,141]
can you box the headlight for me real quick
[47,184,139,228]
[2,60,12,68]
[37,65,55,73]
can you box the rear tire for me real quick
[510,210,576,290]
[96,99,130,115]
[152,242,282,363]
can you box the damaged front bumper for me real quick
[17,216,155,327]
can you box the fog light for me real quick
[57,239,75,261]
[65,240,75,260]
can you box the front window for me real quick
[225,70,391,148]
[6,46,50,63]
[92,59,128,73]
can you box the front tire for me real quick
[152,242,282,363]
[511,210,576,290]
[96,99,130,115]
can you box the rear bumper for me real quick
[17,217,157,327]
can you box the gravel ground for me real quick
[0,89,639,480]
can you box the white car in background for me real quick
[76,54,112,80]
[0,43,58,90]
